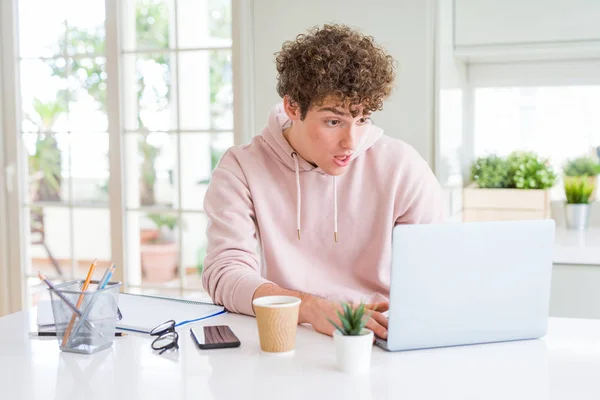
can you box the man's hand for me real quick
[252,283,389,339]
[300,295,389,339]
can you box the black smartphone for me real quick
[190,325,241,350]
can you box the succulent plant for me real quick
[328,301,373,336]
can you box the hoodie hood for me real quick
[261,103,384,174]
[260,103,384,242]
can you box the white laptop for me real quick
[375,219,555,352]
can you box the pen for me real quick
[37,272,97,332]
[30,331,126,337]
[96,263,123,320]
[38,272,83,318]
[97,263,113,288]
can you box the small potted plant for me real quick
[328,302,374,374]
[564,177,595,230]
[140,214,178,282]
[563,156,600,201]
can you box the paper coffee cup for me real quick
[252,295,301,354]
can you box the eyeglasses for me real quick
[150,319,179,355]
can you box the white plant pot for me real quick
[333,329,374,374]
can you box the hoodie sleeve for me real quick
[395,144,446,224]
[202,150,271,316]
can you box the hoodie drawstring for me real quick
[292,153,301,240]
[292,152,338,243]
[333,176,338,243]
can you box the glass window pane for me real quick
[123,53,176,131]
[179,134,210,210]
[179,132,232,210]
[73,209,112,279]
[179,50,232,131]
[18,0,66,58]
[122,0,173,51]
[68,57,108,132]
[65,0,106,56]
[20,59,69,133]
[139,212,180,284]
[177,0,232,49]
[181,213,208,290]
[26,205,72,278]
[23,133,70,204]
[474,86,600,170]
[70,133,109,205]
[124,133,178,209]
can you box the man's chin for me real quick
[323,164,349,176]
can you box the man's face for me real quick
[283,97,373,176]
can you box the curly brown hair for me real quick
[275,24,396,119]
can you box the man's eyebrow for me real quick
[317,107,348,116]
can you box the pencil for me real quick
[62,259,98,346]
[30,331,126,337]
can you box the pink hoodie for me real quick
[202,104,445,316]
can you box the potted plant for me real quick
[140,213,178,282]
[564,177,595,230]
[463,152,556,222]
[563,156,600,201]
[328,302,374,375]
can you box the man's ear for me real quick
[283,96,302,121]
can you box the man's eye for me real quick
[326,120,341,127]
[358,117,371,125]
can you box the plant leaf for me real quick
[337,309,353,334]
[326,317,345,335]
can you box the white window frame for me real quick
[0,19,10,315]
[1,0,251,311]
[1,0,26,313]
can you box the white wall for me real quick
[550,263,600,319]
[454,0,600,62]
[455,0,600,47]
[251,0,438,166]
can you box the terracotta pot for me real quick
[140,242,178,282]
[140,229,160,244]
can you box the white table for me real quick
[553,227,600,266]
[1,311,600,400]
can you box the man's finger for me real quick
[364,302,389,313]
[365,319,387,339]
[369,311,388,329]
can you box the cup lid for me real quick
[252,295,301,308]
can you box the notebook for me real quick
[115,293,226,333]
[37,293,226,334]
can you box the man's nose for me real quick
[340,126,358,150]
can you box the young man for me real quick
[203,24,445,339]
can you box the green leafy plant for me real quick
[146,213,178,243]
[507,151,556,189]
[563,156,600,177]
[470,155,511,188]
[327,301,373,336]
[27,98,67,202]
[564,177,595,204]
[470,152,556,189]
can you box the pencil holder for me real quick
[49,280,122,354]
